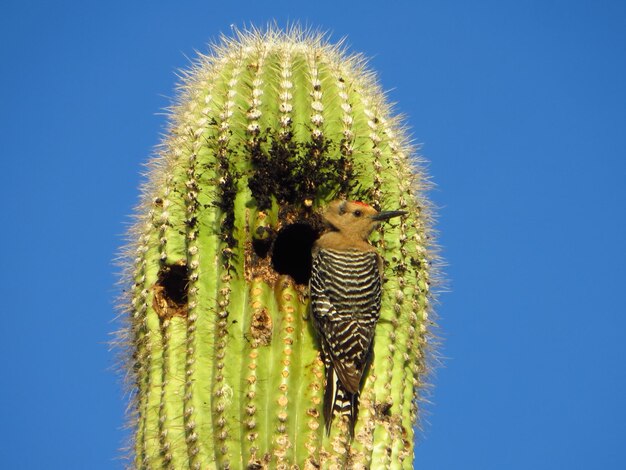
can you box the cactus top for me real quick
[119,26,438,470]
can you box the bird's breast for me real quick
[311,248,382,313]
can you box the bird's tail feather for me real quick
[324,365,359,436]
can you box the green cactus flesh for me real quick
[121,28,436,469]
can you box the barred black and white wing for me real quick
[309,248,382,435]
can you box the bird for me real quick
[309,199,407,436]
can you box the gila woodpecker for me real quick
[310,200,407,436]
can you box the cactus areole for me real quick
[120,28,436,469]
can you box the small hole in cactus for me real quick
[375,401,393,418]
[271,223,319,285]
[152,262,189,320]
[251,227,274,259]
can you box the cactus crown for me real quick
[117,26,438,469]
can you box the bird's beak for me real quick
[371,210,408,221]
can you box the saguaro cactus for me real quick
[119,27,436,469]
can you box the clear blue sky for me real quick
[1,1,625,468]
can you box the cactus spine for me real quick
[120,27,436,469]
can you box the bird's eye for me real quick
[354,210,362,217]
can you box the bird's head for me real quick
[322,200,407,240]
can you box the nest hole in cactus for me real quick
[271,222,320,285]
[152,262,189,320]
